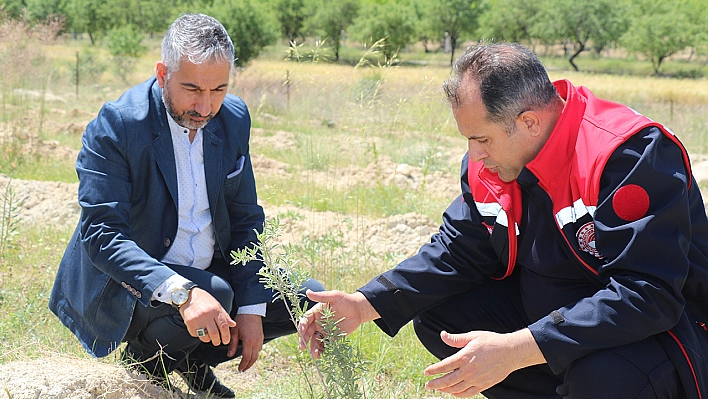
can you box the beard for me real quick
[162,83,214,131]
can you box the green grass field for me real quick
[1,34,708,398]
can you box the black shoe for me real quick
[176,359,235,398]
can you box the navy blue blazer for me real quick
[49,78,271,357]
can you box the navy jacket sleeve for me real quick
[358,154,506,336]
[77,87,175,306]
[529,127,692,373]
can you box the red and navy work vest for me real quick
[468,79,691,279]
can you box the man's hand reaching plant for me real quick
[298,290,380,358]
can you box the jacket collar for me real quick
[149,79,179,210]
[523,79,587,190]
[148,78,225,215]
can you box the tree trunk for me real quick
[450,37,457,66]
[653,56,665,76]
[568,41,585,72]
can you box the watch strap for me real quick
[181,281,198,291]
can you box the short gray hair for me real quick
[443,42,560,133]
[161,13,234,75]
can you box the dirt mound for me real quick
[0,356,170,399]
[249,127,462,199]
[0,175,81,228]
[269,204,438,271]
[0,126,80,162]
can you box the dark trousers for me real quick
[123,258,324,374]
[413,272,685,399]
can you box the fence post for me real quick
[670,100,674,125]
[286,69,291,111]
[75,51,79,98]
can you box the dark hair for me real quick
[442,42,560,132]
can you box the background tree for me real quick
[133,0,178,37]
[305,0,359,61]
[408,0,435,53]
[63,0,112,43]
[477,0,539,43]
[350,0,416,62]
[0,0,27,19]
[683,0,708,62]
[4,0,708,76]
[585,0,631,56]
[19,0,66,22]
[273,0,307,44]
[104,23,146,83]
[423,0,480,65]
[536,0,630,71]
[98,0,136,26]
[526,3,564,53]
[208,0,277,67]
[621,0,691,75]
[104,23,145,58]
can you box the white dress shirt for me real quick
[151,112,266,316]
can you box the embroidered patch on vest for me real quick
[576,221,602,258]
[612,184,650,222]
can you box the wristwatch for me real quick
[170,281,198,308]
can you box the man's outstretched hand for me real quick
[297,290,380,357]
[297,289,546,398]
[424,329,546,397]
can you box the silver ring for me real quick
[196,328,208,337]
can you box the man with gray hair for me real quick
[49,14,323,398]
[299,42,708,398]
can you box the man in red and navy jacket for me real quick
[298,42,708,398]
